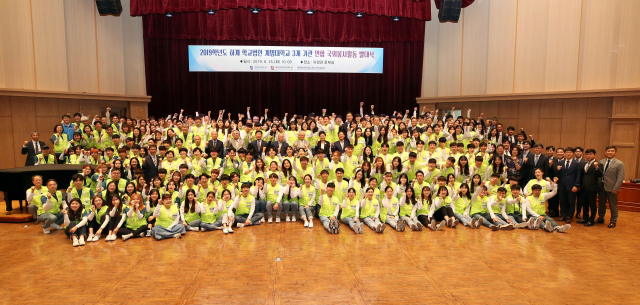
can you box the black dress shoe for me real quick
[584,222,595,227]
[608,223,616,228]
[566,218,572,224]
[559,216,567,221]
[577,219,588,224]
[575,214,582,220]
[595,218,605,223]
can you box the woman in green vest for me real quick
[298,174,316,228]
[416,186,443,231]
[144,189,161,236]
[63,198,88,247]
[118,194,148,241]
[151,193,186,240]
[200,191,232,233]
[251,178,267,223]
[381,186,406,231]
[104,195,126,242]
[348,169,366,200]
[181,189,202,231]
[51,124,68,160]
[429,186,459,228]
[452,183,479,229]
[341,188,363,233]
[359,187,384,233]
[87,196,110,242]
[398,187,423,231]
[281,176,299,222]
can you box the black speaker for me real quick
[438,0,462,23]
[96,0,123,16]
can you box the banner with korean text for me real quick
[188,45,383,73]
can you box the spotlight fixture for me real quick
[208,9,215,15]
[166,12,173,17]
[355,12,363,18]
[392,16,400,21]
[306,9,314,15]
[251,7,260,14]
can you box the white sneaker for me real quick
[140,233,145,238]
[436,220,446,231]
[291,216,296,222]
[92,234,101,242]
[200,227,205,232]
[43,228,50,234]
[122,234,132,241]
[304,220,309,227]
[79,236,85,246]
[260,217,265,223]
[544,221,553,232]
[73,239,79,247]
[534,218,543,230]
[105,234,113,241]
[276,217,281,223]
[187,227,199,232]
[146,230,152,237]
[268,218,273,224]
[223,228,228,234]
[308,221,314,228]
[87,234,94,242]
[227,227,234,233]
[237,223,244,228]
[286,216,291,222]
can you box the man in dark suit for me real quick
[545,146,561,217]
[249,130,269,159]
[21,131,46,166]
[554,147,582,224]
[271,133,290,156]
[520,143,549,185]
[332,131,351,155]
[573,147,587,219]
[205,130,225,158]
[142,145,160,182]
[578,148,602,226]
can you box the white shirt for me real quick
[33,140,41,154]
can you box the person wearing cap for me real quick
[35,145,56,165]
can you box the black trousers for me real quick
[108,215,123,231]
[558,189,577,219]
[547,196,560,217]
[576,189,587,216]
[117,225,147,237]
[88,215,107,233]
[64,222,87,238]
[584,190,598,222]
[417,215,430,227]
[433,206,454,221]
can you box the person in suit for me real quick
[271,133,290,156]
[545,146,561,217]
[21,131,46,166]
[554,147,582,224]
[596,146,625,228]
[314,131,332,157]
[519,143,549,187]
[573,147,587,219]
[332,131,350,155]
[142,145,160,182]
[206,130,225,158]
[249,130,269,159]
[578,149,602,226]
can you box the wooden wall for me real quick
[422,0,640,97]
[417,89,640,180]
[0,90,150,170]
[0,0,146,96]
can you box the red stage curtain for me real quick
[144,9,426,43]
[131,0,431,21]
[144,39,424,118]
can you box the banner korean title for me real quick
[188,45,383,73]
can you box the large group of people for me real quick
[18,103,625,247]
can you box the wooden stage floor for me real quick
[1,212,638,305]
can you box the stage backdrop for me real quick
[140,6,426,118]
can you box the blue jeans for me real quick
[531,215,558,229]
[454,213,472,226]
[255,199,267,214]
[37,211,64,228]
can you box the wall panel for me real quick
[560,99,587,148]
[539,99,563,119]
[537,118,562,150]
[513,0,550,93]
[31,0,68,91]
[64,0,99,93]
[0,0,36,89]
[35,98,60,118]
[485,0,517,94]
[577,0,618,90]
[584,118,611,158]
[498,101,518,119]
[544,0,582,92]
[586,98,613,118]
[0,119,15,169]
[614,0,640,89]
[460,0,490,95]
[437,12,464,97]
[121,0,147,96]
[96,14,126,94]
[11,97,37,167]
